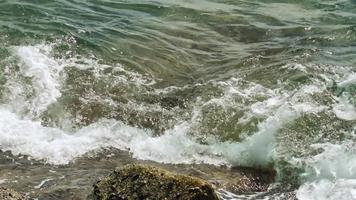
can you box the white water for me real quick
[0,44,325,167]
[1,45,356,199]
[34,178,53,189]
[296,142,356,200]
[12,45,64,117]
[293,68,356,200]
[338,73,356,89]
[333,95,356,121]
[0,100,325,166]
[297,179,356,200]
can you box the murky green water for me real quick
[0,0,356,199]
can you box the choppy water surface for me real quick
[0,0,356,199]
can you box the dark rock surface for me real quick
[93,164,220,200]
[0,187,23,200]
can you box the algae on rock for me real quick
[93,164,219,200]
[0,187,23,200]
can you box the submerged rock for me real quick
[0,187,23,200]
[93,164,219,200]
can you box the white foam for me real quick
[0,107,149,165]
[0,179,7,185]
[130,79,327,167]
[0,105,230,165]
[250,96,285,116]
[5,44,356,200]
[14,44,63,117]
[282,63,308,73]
[333,96,356,121]
[131,103,323,168]
[282,66,356,200]
[297,179,356,200]
[300,142,356,181]
[0,97,326,167]
[220,102,325,167]
[295,141,356,200]
[34,178,53,189]
[0,48,335,172]
[338,73,356,89]
[9,44,155,119]
[0,106,234,165]
[128,122,227,165]
[332,73,356,121]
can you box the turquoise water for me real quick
[0,0,356,199]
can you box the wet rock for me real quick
[159,96,186,109]
[0,187,23,200]
[93,164,219,200]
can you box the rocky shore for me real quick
[93,164,219,200]
[0,152,275,199]
[0,187,23,200]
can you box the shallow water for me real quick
[0,0,356,199]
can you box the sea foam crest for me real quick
[296,142,356,200]
[14,44,63,117]
[0,47,329,169]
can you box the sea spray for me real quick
[14,45,64,117]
